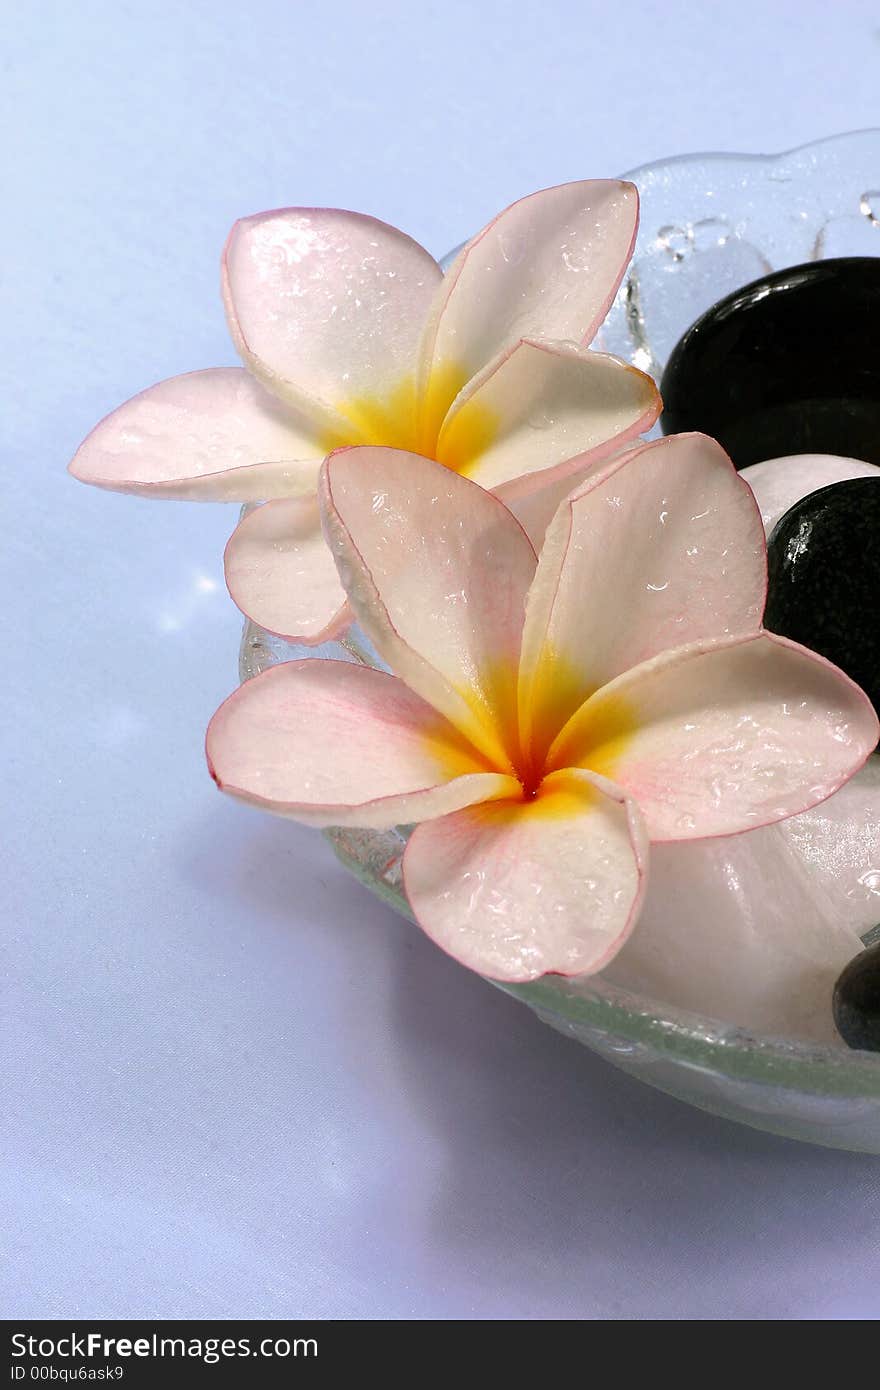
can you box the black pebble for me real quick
[833,942,880,1051]
[764,477,880,717]
[660,257,880,469]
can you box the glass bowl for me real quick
[240,132,880,1153]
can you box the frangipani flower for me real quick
[205,434,878,983]
[69,181,660,643]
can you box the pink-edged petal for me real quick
[206,660,517,830]
[223,208,442,432]
[402,767,648,982]
[421,180,638,390]
[320,446,536,769]
[519,433,767,759]
[434,339,660,492]
[225,497,350,644]
[603,823,863,1043]
[502,449,621,550]
[781,754,880,938]
[554,631,879,841]
[740,453,880,535]
[69,368,321,501]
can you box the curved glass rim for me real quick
[620,126,880,180]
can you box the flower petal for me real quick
[224,497,350,644]
[602,823,862,1043]
[69,369,322,501]
[421,180,638,389]
[519,433,767,759]
[402,767,648,982]
[206,660,516,829]
[502,451,615,550]
[320,446,537,768]
[781,754,880,938]
[434,339,660,492]
[223,208,442,435]
[741,453,880,535]
[555,631,879,841]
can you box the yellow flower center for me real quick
[319,362,499,474]
[457,650,638,812]
[319,369,637,812]
[513,689,637,820]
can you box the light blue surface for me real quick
[5,0,880,1320]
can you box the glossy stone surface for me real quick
[660,258,880,468]
[764,477,880,716]
[833,944,880,1051]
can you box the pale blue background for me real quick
[5,0,880,1320]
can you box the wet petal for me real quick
[206,660,516,829]
[556,632,879,841]
[403,768,647,982]
[435,339,659,492]
[320,446,536,768]
[223,208,441,437]
[519,434,767,759]
[225,498,349,644]
[422,180,638,389]
[69,368,321,501]
[502,450,617,550]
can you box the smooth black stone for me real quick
[763,478,880,717]
[833,942,880,1051]
[660,257,880,469]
